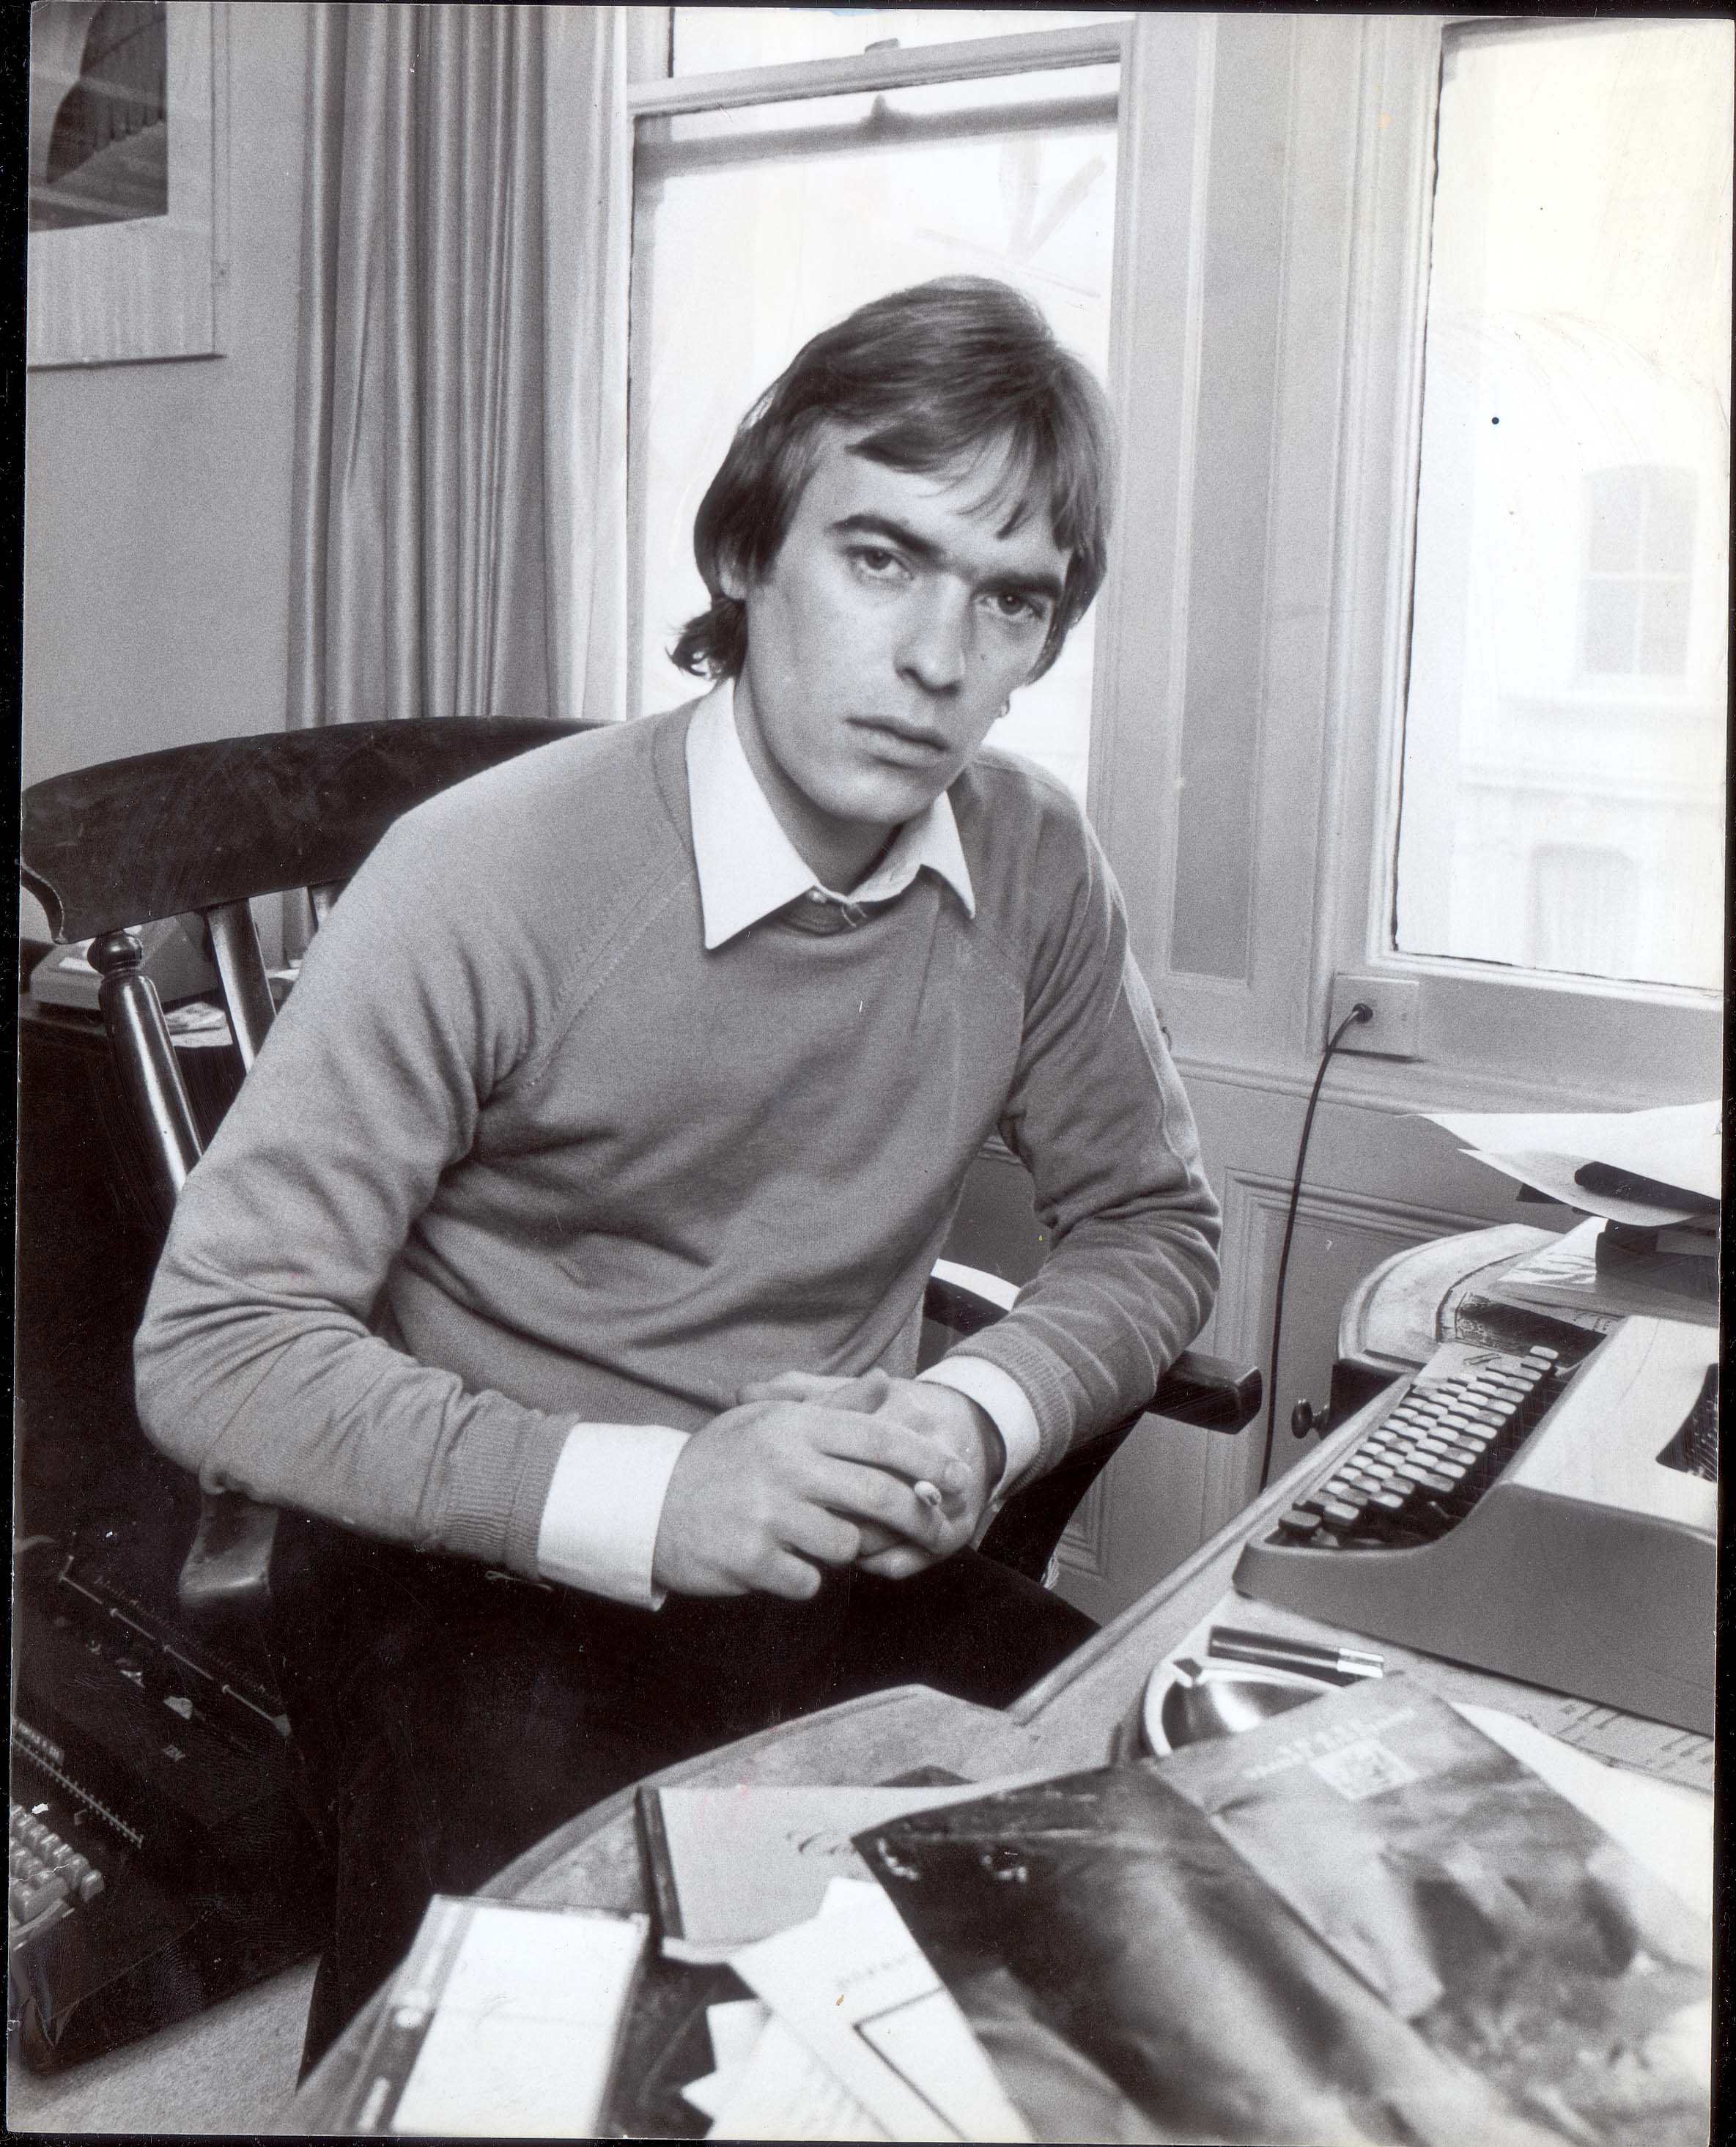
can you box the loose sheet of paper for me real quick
[705,2014,887,2140]
[680,1999,771,2120]
[1424,1101,1720,1205]
[730,1878,1032,2143]
[1456,1148,1707,1230]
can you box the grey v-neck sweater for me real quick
[134,704,1220,1580]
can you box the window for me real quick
[627,14,1127,805]
[1391,21,1729,996]
[1581,467,1695,679]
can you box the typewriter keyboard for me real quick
[1270,1345,1562,1551]
[10,1800,106,1943]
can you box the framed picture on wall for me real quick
[27,0,228,369]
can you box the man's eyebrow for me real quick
[828,513,1066,602]
[829,512,945,562]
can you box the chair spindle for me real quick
[207,901,276,1070]
[89,928,204,1219]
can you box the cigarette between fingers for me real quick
[914,1480,945,1510]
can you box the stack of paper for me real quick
[1496,1219,1717,1328]
[681,1878,1030,2142]
[645,1776,1043,2137]
[1424,1101,1718,1326]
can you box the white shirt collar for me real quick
[684,681,976,951]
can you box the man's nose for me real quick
[895,584,969,692]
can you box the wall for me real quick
[22,2,311,941]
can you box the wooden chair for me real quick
[21,720,1259,1656]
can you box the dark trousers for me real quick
[288,1525,1095,2074]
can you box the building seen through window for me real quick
[1581,466,1695,679]
[1394,21,1730,994]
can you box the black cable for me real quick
[1257,1002,1374,1493]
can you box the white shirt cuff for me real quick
[918,1356,1042,1500]
[535,1422,691,1610]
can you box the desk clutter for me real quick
[345,1597,1710,2141]
[325,1301,1717,2143]
[1425,1100,1719,1329]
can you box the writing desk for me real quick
[281,1329,1707,2138]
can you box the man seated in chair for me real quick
[133,276,1221,2062]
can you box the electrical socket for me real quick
[1329,973,1421,1059]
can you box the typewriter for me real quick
[1233,1315,1717,1736]
[10,1527,330,2070]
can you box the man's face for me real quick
[726,429,1071,888]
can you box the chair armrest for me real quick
[1150,1350,1262,1434]
[179,1488,280,1620]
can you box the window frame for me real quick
[624,12,1725,1116]
[1320,13,1724,1109]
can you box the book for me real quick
[638,1770,1050,1962]
[1159,1677,1710,2147]
[339,1896,649,2137]
[856,1680,1709,2147]
[1494,1218,1717,1328]
[859,1762,1539,2146]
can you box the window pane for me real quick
[673,10,1129,76]
[631,66,1118,804]
[1585,468,1641,574]
[1641,468,1696,575]
[1639,583,1691,676]
[1393,22,1731,991]
[1581,582,1638,676]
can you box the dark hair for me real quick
[670,277,1115,684]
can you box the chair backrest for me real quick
[23,719,588,1221]
[22,718,591,1629]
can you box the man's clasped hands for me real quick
[651,1369,1005,1600]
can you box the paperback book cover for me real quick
[339,1896,649,2137]
[1159,1675,1710,2147]
[857,1681,1708,2147]
[859,1764,1550,2146]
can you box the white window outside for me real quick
[1391,22,1729,997]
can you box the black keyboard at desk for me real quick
[1234,1317,1717,1737]
[9,1569,330,2070]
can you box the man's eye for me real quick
[851,547,908,580]
[987,591,1046,625]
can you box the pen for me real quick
[1208,1626,1384,1682]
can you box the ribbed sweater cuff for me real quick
[440,1413,572,1579]
[939,1323,1082,1478]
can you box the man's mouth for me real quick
[849,717,952,758]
